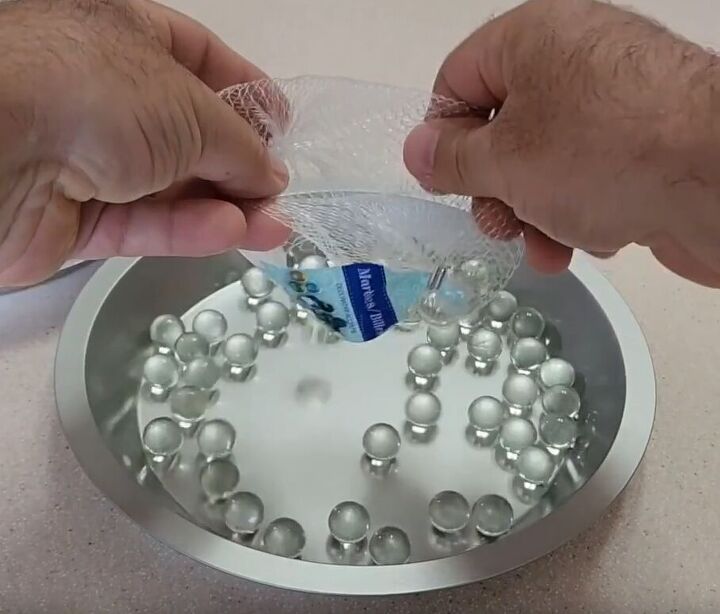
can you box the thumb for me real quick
[187,78,288,199]
[403,118,502,198]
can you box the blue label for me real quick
[260,262,429,342]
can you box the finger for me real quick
[404,117,502,197]
[523,226,573,274]
[187,80,289,198]
[650,239,720,288]
[432,10,515,108]
[146,0,267,89]
[587,250,619,260]
[0,195,79,288]
[70,198,287,260]
[471,197,522,240]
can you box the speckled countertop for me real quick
[1,1,720,612]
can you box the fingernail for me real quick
[270,154,289,186]
[404,124,440,184]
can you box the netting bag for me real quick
[220,76,523,340]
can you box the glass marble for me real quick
[221,333,258,380]
[192,309,227,347]
[456,309,480,340]
[369,527,411,565]
[541,385,581,418]
[509,337,548,375]
[225,491,264,536]
[405,392,441,434]
[482,291,518,333]
[174,332,210,364]
[196,419,236,461]
[183,356,220,390]
[502,373,539,418]
[508,306,545,341]
[241,266,274,304]
[472,495,514,537]
[407,344,442,388]
[427,322,461,355]
[149,314,184,355]
[467,396,507,446]
[539,358,576,389]
[263,518,306,558]
[516,446,555,485]
[142,417,183,463]
[428,491,471,534]
[199,459,239,503]
[466,328,502,375]
[299,254,329,270]
[256,300,290,347]
[169,385,213,429]
[328,501,371,544]
[496,417,537,471]
[142,354,179,399]
[513,445,556,503]
[362,423,401,467]
[539,414,578,452]
[394,306,421,333]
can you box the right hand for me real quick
[404,0,720,287]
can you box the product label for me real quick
[260,262,429,342]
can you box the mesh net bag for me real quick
[220,76,524,324]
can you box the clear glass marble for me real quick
[142,354,179,400]
[142,417,183,463]
[516,445,555,485]
[541,385,581,418]
[369,526,411,565]
[509,337,548,375]
[174,332,210,364]
[262,518,306,558]
[328,501,371,544]
[404,392,441,435]
[149,314,184,355]
[502,373,539,418]
[182,356,221,390]
[192,309,228,349]
[539,414,578,452]
[427,322,460,358]
[417,260,492,327]
[169,385,213,429]
[241,266,274,306]
[362,423,401,468]
[285,235,324,269]
[394,306,421,333]
[466,329,503,375]
[508,306,545,342]
[299,254,329,269]
[482,290,518,333]
[221,333,258,381]
[495,417,537,471]
[225,491,264,536]
[472,494,514,537]
[196,419,236,461]
[428,491,470,534]
[539,357,576,389]
[514,446,556,503]
[256,300,290,347]
[467,396,507,446]
[458,307,482,340]
[407,344,442,389]
[199,459,240,503]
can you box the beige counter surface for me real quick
[1,1,719,612]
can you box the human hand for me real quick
[404,0,720,287]
[0,0,288,287]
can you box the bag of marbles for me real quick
[220,76,523,341]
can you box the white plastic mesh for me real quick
[220,76,523,294]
